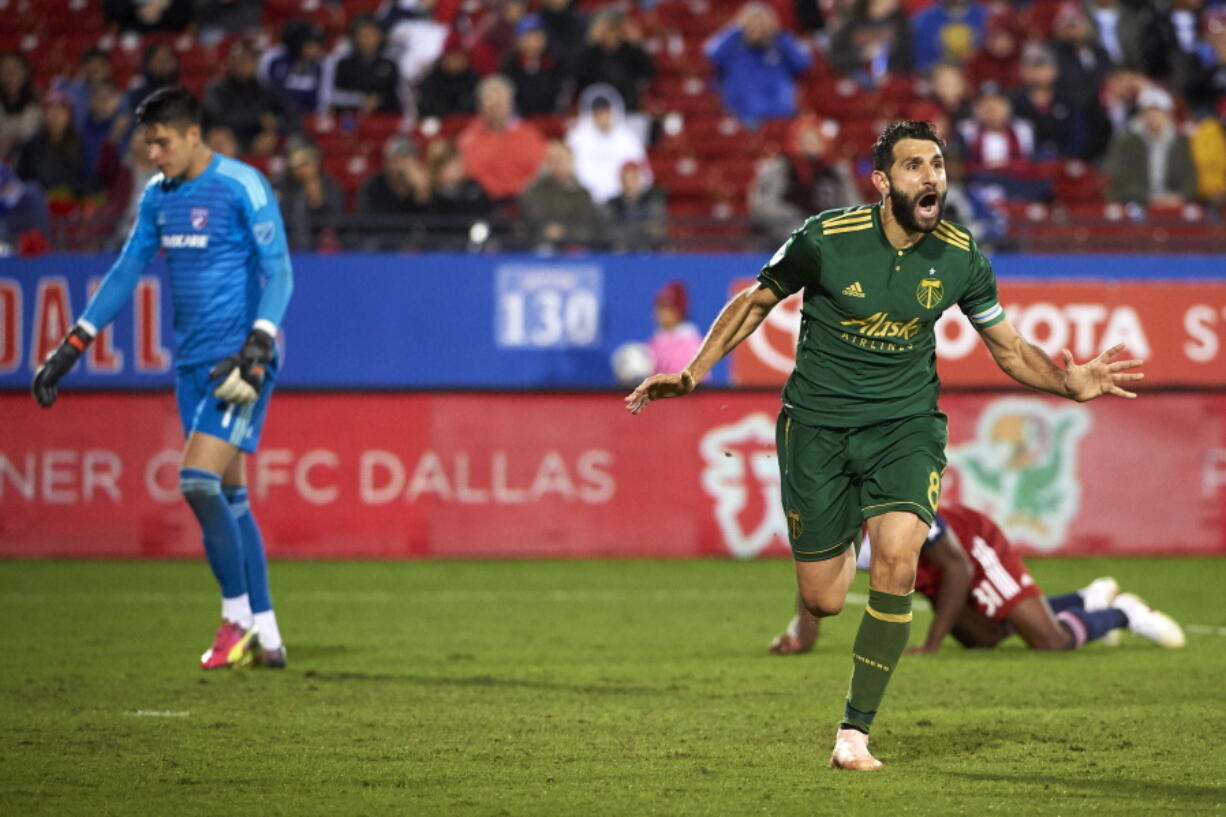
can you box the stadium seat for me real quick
[263,0,348,37]
[525,114,567,140]
[679,115,759,158]
[706,157,757,199]
[1052,160,1109,204]
[41,0,104,35]
[356,113,407,142]
[650,157,710,198]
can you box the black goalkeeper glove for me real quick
[31,326,93,408]
[209,328,276,404]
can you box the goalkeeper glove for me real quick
[32,326,93,408]
[210,328,275,404]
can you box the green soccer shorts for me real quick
[774,410,948,562]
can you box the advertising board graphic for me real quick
[3,392,1223,559]
[729,280,1226,388]
[3,254,1224,389]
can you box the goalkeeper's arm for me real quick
[31,190,160,407]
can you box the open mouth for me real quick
[916,192,940,221]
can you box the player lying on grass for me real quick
[769,502,1186,655]
[31,87,292,670]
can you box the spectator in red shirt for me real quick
[964,14,1020,92]
[469,0,530,76]
[458,74,547,201]
[957,90,1051,201]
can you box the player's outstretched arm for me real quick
[978,319,1144,401]
[625,283,782,414]
[31,185,161,407]
[905,530,973,655]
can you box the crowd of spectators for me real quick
[0,0,1224,254]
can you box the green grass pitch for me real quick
[1,557,1224,816]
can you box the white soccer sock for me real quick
[253,610,283,650]
[221,594,254,630]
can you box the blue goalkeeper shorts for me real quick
[174,359,278,454]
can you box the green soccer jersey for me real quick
[756,204,1006,428]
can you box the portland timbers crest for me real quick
[916,277,944,309]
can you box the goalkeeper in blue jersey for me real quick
[31,87,294,670]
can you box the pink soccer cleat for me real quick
[829,728,883,771]
[200,620,256,669]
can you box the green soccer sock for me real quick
[841,588,913,734]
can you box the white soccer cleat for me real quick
[1079,576,1120,611]
[829,728,883,771]
[1112,592,1186,648]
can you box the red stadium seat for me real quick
[707,157,757,193]
[356,113,406,142]
[650,156,710,198]
[1052,160,1109,204]
[42,0,104,35]
[525,114,567,140]
[323,155,373,198]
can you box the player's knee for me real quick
[871,557,916,595]
[180,467,223,501]
[801,594,844,618]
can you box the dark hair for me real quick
[81,47,109,64]
[135,86,202,130]
[0,52,36,112]
[871,120,945,171]
[282,19,325,58]
[350,13,380,36]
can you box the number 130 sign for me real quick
[495,265,603,349]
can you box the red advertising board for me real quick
[731,281,1226,387]
[2,392,1223,559]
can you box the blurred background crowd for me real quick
[1,0,1224,255]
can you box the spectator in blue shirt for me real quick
[911,0,989,72]
[259,20,328,116]
[705,3,811,126]
[0,161,50,251]
[52,48,113,135]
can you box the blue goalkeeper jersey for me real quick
[81,152,293,368]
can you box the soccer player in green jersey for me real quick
[624,121,1144,771]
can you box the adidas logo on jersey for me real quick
[842,282,866,298]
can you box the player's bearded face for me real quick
[887,174,946,234]
[883,139,947,233]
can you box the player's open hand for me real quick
[1061,343,1144,401]
[624,371,696,414]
